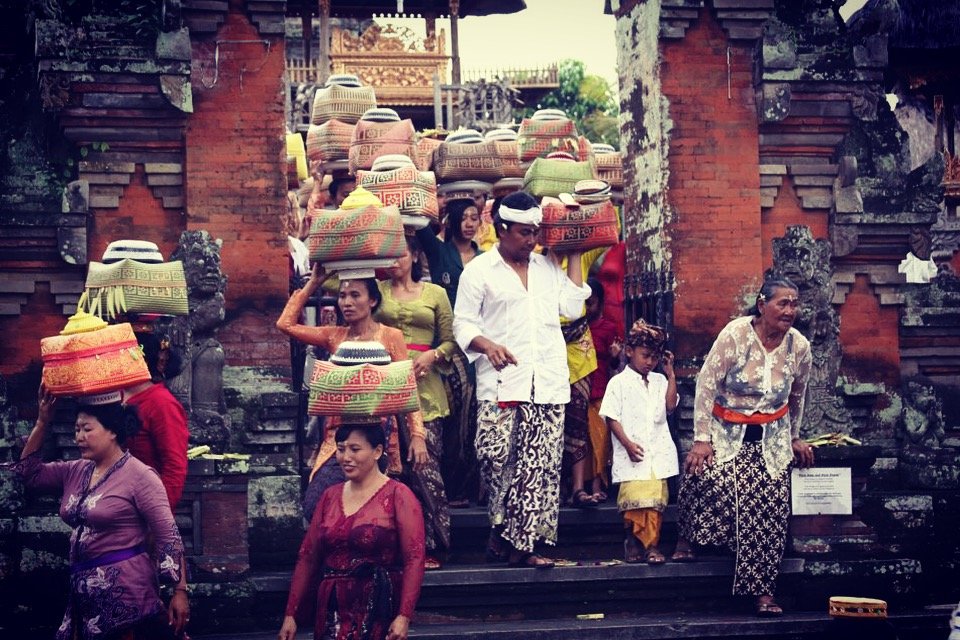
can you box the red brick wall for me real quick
[662,11,762,358]
[838,274,901,385]
[185,2,289,368]
[761,177,828,271]
[0,281,71,378]
[89,165,185,262]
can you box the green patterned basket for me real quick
[308,360,419,416]
[306,204,406,264]
[82,259,188,319]
[523,158,597,199]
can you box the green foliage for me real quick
[517,59,620,149]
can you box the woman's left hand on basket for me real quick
[386,614,410,640]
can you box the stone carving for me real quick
[900,380,946,449]
[767,225,851,436]
[456,79,520,131]
[168,230,230,446]
[339,23,437,53]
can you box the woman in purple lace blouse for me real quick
[16,388,189,640]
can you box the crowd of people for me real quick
[12,182,817,640]
[277,183,818,638]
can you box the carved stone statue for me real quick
[767,225,851,436]
[456,78,520,132]
[900,380,946,449]
[168,230,230,446]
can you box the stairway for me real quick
[193,501,951,639]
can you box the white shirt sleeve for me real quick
[556,265,592,320]
[452,262,485,364]
[598,374,622,422]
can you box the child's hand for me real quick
[661,350,675,378]
[623,439,644,463]
[610,338,623,359]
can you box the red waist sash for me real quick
[712,402,788,425]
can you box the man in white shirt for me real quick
[453,191,591,568]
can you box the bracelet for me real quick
[434,349,443,362]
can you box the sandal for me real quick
[507,552,555,569]
[593,490,608,503]
[572,489,599,508]
[645,547,667,565]
[447,498,471,509]
[424,556,442,570]
[755,598,783,617]
[670,548,696,563]
[623,537,644,564]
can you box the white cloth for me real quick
[498,203,543,226]
[287,236,310,276]
[453,246,591,404]
[898,251,937,284]
[693,315,812,477]
[599,368,679,483]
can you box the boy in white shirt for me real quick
[600,320,679,564]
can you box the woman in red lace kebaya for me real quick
[279,423,426,640]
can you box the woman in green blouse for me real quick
[377,236,454,569]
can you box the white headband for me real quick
[498,204,543,226]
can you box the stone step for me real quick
[247,558,807,624]
[192,606,954,640]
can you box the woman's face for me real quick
[390,247,414,280]
[338,280,376,323]
[758,287,800,333]
[335,430,384,480]
[458,207,481,241]
[75,412,118,463]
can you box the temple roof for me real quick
[286,0,526,19]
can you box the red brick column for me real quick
[185,2,288,368]
[661,11,762,358]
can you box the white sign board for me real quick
[791,467,852,516]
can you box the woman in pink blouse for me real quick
[16,388,188,640]
[279,422,425,640]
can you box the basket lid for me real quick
[485,128,518,142]
[330,340,392,366]
[60,309,109,335]
[532,108,568,121]
[590,143,616,154]
[361,107,400,122]
[445,128,484,145]
[102,240,164,264]
[828,596,888,619]
[325,74,361,88]
[371,154,416,172]
[339,185,385,210]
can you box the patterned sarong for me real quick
[475,400,565,553]
[678,441,790,596]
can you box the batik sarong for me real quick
[398,417,451,553]
[475,400,565,553]
[678,440,790,596]
[440,349,479,503]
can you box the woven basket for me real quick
[415,137,442,171]
[357,166,439,224]
[523,158,597,199]
[306,119,355,163]
[493,141,526,178]
[311,84,377,125]
[517,117,580,162]
[41,321,151,397]
[348,119,417,175]
[595,152,624,189]
[306,204,406,264]
[541,198,619,252]
[82,259,188,319]
[308,360,419,416]
[434,141,505,182]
